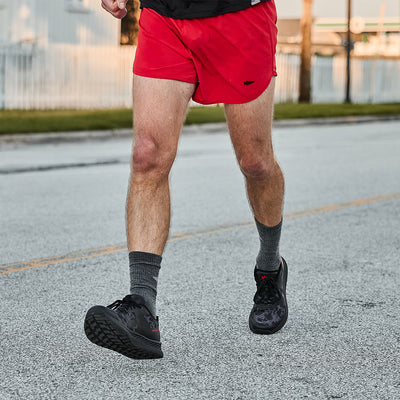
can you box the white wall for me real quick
[0,0,120,46]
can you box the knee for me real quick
[239,156,276,181]
[131,138,174,179]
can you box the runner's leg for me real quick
[225,78,288,335]
[127,75,195,316]
[127,75,195,255]
[84,75,195,358]
[224,78,284,230]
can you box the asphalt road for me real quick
[0,120,399,399]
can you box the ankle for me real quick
[129,251,161,316]
[255,218,282,271]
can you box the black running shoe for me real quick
[249,258,288,334]
[84,294,163,359]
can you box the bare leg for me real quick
[224,78,284,227]
[127,75,195,254]
[226,78,288,335]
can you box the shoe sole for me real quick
[84,306,163,359]
[249,259,289,335]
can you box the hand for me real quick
[101,0,128,19]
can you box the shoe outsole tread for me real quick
[84,307,163,360]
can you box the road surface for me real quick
[1,120,399,399]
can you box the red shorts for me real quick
[133,1,278,104]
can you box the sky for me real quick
[276,0,400,19]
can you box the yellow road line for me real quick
[1,192,399,276]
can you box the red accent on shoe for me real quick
[261,275,268,280]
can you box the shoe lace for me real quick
[107,296,140,313]
[255,279,280,306]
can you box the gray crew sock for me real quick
[129,251,161,316]
[255,218,282,271]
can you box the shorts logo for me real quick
[244,81,255,86]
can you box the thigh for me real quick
[133,74,195,153]
[225,78,276,161]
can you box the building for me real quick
[277,17,400,58]
[0,0,133,109]
[0,0,120,46]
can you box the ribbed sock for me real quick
[129,251,161,316]
[255,218,282,271]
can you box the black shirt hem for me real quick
[140,1,265,20]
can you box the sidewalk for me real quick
[1,114,399,146]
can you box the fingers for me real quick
[117,1,127,9]
[101,0,127,19]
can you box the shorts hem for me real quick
[194,73,277,105]
[133,70,198,85]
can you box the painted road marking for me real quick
[1,192,399,275]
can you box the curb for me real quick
[273,114,400,128]
[1,114,399,146]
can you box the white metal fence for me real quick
[275,53,400,104]
[0,44,135,109]
[1,44,400,109]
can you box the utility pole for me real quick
[120,0,141,45]
[345,0,352,103]
[299,0,313,102]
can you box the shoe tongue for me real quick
[124,294,146,305]
[254,269,279,281]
